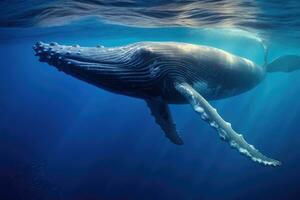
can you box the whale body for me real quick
[33,41,300,166]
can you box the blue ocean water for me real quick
[1,1,300,200]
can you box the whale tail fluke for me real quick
[266,55,300,73]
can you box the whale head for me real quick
[33,41,157,97]
[33,41,114,72]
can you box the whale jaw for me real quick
[32,41,156,98]
[33,41,122,89]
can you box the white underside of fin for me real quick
[175,82,281,167]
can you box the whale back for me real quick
[132,42,265,102]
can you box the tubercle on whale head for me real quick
[33,41,121,75]
[33,41,122,69]
[33,41,84,71]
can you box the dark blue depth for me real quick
[1,1,300,200]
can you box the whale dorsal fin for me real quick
[146,98,184,145]
[174,82,281,166]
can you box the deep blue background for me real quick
[1,23,300,200]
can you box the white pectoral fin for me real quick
[175,82,281,166]
[146,98,184,145]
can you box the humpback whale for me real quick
[33,41,300,166]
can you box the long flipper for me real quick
[175,82,281,166]
[146,98,184,145]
